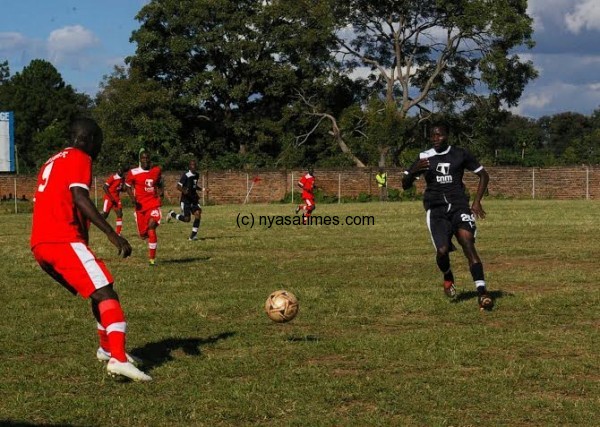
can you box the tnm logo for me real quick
[144,179,154,192]
[436,163,450,174]
[436,175,453,183]
[435,162,453,184]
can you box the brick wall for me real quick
[1,166,599,205]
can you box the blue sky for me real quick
[1,0,599,119]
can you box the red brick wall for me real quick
[1,166,599,205]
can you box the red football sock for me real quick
[96,323,110,352]
[98,299,127,362]
[115,218,123,235]
[148,228,157,261]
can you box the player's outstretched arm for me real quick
[72,187,132,258]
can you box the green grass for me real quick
[0,200,598,426]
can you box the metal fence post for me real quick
[586,166,590,200]
[14,177,17,214]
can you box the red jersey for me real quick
[299,173,315,200]
[104,173,124,200]
[125,166,162,211]
[30,147,92,248]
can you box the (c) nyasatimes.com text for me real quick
[236,213,375,229]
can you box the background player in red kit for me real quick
[296,167,316,225]
[101,166,126,235]
[125,149,163,266]
[30,118,151,381]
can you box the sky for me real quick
[0,0,599,119]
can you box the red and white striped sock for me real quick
[96,323,110,352]
[148,228,157,261]
[98,299,127,362]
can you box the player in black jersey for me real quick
[402,123,493,311]
[167,159,207,240]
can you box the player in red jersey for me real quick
[30,118,151,381]
[295,167,316,225]
[101,166,126,235]
[125,149,163,266]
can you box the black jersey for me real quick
[178,170,200,203]
[406,146,483,211]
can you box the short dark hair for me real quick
[70,117,102,144]
[430,121,450,134]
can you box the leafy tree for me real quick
[0,59,91,172]
[538,112,591,160]
[93,66,182,171]
[0,60,9,83]
[128,0,337,168]
[322,0,537,166]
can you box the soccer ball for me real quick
[264,290,299,323]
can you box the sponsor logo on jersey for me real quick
[145,179,155,192]
[435,163,453,183]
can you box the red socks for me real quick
[96,323,110,352]
[98,299,127,362]
[148,228,157,261]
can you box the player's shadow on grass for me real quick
[450,289,510,304]
[131,332,235,371]
[0,422,79,427]
[161,256,211,264]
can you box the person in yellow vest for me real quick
[375,167,388,201]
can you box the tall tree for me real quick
[325,0,537,165]
[128,0,336,167]
[0,59,91,172]
[94,66,182,170]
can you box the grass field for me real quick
[0,200,598,426]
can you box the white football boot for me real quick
[96,347,142,365]
[107,358,152,381]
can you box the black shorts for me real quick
[426,205,476,251]
[180,200,201,217]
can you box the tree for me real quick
[538,112,591,160]
[128,0,337,168]
[0,60,9,84]
[322,0,537,166]
[0,59,91,172]
[94,66,182,171]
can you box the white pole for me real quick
[202,174,206,206]
[14,177,17,214]
[586,167,589,200]
[244,173,249,204]
[338,173,341,204]
[291,172,294,204]
[532,168,535,199]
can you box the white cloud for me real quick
[587,82,600,91]
[516,92,552,111]
[47,25,99,65]
[0,32,29,51]
[565,0,600,34]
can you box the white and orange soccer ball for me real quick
[264,290,299,323]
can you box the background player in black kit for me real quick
[402,122,493,311]
[167,159,207,240]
